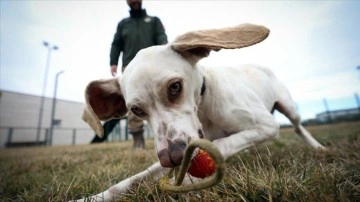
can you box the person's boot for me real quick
[131,129,145,149]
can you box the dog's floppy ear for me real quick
[82,77,128,138]
[171,23,270,63]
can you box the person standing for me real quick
[91,0,167,148]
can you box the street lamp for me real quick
[36,41,58,144]
[49,70,64,145]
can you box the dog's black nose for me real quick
[157,139,186,168]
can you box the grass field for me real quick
[1,121,359,202]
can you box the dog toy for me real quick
[187,149,216,178]
[159,139,226,193]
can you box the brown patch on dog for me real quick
[157,77,185,107]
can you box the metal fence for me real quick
[0,118,153,148]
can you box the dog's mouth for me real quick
[157,139,187,168]
[157,129,205,168]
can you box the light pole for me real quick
[356,66,360,112]
[36,41,58,144]
[49,70,64,146]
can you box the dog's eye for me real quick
[169,82,182,96]
[131,107,145,116]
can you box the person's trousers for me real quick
[127,111,145,148]
[91,119,119,143]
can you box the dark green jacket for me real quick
[110,9,168,67]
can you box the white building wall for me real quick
[0,90,153,147]
[0,90,94,147]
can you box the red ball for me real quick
[187,149,216,178]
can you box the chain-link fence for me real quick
[0,118,153,148]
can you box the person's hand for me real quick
[111,65,118,77]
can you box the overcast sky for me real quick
[1,0,359,123]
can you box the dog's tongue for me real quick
[187,149,216,178]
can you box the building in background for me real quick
[0,90,150,147]
[316,108,360,123]
[0,90,99,147]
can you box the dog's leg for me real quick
[75,162,165,202]
[272,84,326,150]
[212,108,280,160]
[274,99,326,150]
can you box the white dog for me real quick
[79,24,325,201]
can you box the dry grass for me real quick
[0,121,359,202]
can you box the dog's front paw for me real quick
[70,179,131,202]
[211,138,228,158]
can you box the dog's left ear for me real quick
[171,23,270,64]
[82,77,128,138]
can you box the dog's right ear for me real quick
[171,23,270,64]
[82,77,127,138]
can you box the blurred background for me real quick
[1,0,359,147]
